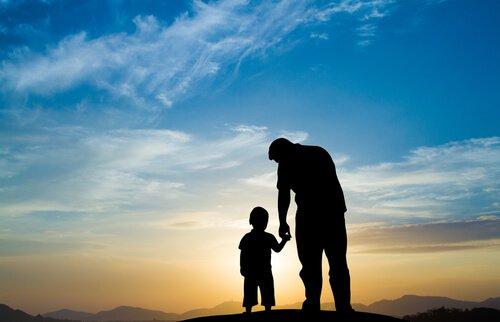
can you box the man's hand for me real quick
[279,222,291,239]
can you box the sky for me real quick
[0,0,499,315]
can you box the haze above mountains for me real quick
[36,295,500,320]
[2,295,499,322]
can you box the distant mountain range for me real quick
[1,295,499,322]
[41,295,500,319]
[44,306,179,322]
[43,302,243,322]
[0,304,76,322]
[352,295,500,317]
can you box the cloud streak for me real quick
[342,137,500,220]
[1,0,309,109]
[349,215,500,253]
[0,124,295,218]
[0,0,398,110]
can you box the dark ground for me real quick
[182,309,403,322]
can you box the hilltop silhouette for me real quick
[43,309,94,321]
[0,304,77,322]
[403,307,500,322]
[182,310,402,322]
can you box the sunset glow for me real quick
[0,0,499,316]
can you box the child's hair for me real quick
[249,206,269,229]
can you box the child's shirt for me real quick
[239,229,280,276]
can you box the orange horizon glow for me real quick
[2,220,499,315]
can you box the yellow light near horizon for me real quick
[2,229,499,315]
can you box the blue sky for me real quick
[2,0,499,160]
[0,0,499,313]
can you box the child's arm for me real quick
[272,235,291,253]
[240,250,248,276]
[239,236,248,276]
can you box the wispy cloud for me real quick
[342,137,500,220]
[0,0,400,110]
[0,124,303,217]
[311,0,394,21]
[310,0,394,46]
[1,0,311,109]
[356,23,377,46]
[310,32,330,40]
[362,7,387,20]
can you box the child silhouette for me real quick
[239,206,291,313]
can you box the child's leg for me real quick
[259,272,276,310]
[243,277,258,313]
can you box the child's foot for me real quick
[244,307,252,314]
[265,306,272,312]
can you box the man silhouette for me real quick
[268,138,352,313]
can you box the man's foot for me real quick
[264,306,272,312]
[336,305,355,314]
[301,300,320,313]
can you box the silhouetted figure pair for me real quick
[239,207,290,313]
[239,138,352,314]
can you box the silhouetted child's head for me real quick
[249,207,269,231]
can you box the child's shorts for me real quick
[243,272,275,307]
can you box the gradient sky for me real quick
[1,0,499,315]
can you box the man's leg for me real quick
[324,214,353,312]
[296,215,323,311]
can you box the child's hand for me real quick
[282,234,291,242]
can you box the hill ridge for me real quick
[38,294,500,320]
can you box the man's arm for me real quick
[278,188,291,238]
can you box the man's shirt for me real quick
[277,144,347,215]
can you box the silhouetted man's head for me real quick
[268,138,295,163]
[249,206,269,231]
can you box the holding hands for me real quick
[279,222,291,240]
